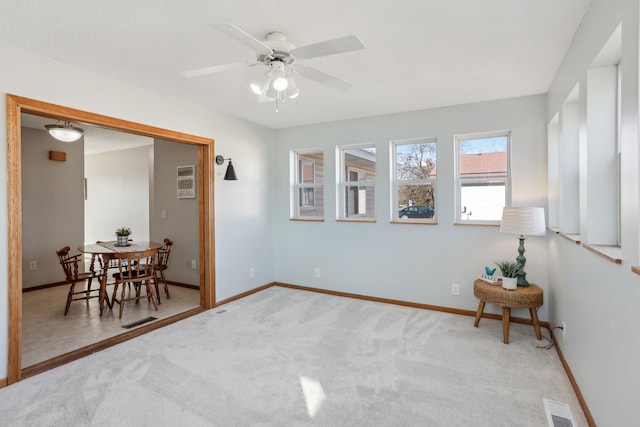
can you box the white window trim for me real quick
[337,144,376,221]
[298,159,316,209]
[454,130,511,225]
[290,149,324,220]
[391,138,437,222]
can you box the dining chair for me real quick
[154,238,173,303]
[56,246,102,315]
[110,248,159,318]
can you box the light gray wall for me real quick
[0,43,276,379]
[21,127,84,288]
[546,0,640,424]
[85,146,151,243]
[151,139,199,286]
[273,95,548,317]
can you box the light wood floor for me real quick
[22,283,200,367]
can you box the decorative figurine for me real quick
[485,266,496,276]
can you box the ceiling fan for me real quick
[182,24,365,107]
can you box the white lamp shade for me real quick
[500,207,546,236]
[250,72,273,96]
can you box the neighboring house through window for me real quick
[291,149,324,220]
[455,132,510,223]
[338,144,376,220]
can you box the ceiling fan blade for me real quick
[292,35,365,60]
[209,23,273,56]
[181,61,254,78]
[295,65,353,92]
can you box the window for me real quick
[291,150,324,220]
[338,144,376,220]
[455,132,510,223]
[392,138,437,222]
[584,61,620,246]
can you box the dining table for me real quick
[78,241,163,315]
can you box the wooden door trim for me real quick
[6,94,216,384]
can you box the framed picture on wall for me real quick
[177,165,196,199]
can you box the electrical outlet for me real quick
[562,321,567,341]
[28,261,37,271]
[249,268,255,278]
[314,268,320,278]
[191,260,197,269]
[452,283,460,296]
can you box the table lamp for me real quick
[500,207,546,287]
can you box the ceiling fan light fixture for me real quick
[44,121,85,143]
[271,68,289,91]
[250,72,271,95]
[265,86,277,101]
[286,78,300,99]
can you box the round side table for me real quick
[473,279,543,344]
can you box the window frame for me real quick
[454,130,511,225]
[290,149,325,221]
[299,158,316,209]
[337,143,377,222]
[391,137,437,223]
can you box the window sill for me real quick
[336,219,376,223]
[390,221,438,225]
[454,222,500,227]
[559,233,581,244]
[583,244,622,264]
[290,218,324,222]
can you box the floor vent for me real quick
[543,398,576,427]
[213,305,239,316]
[122,317,157,329]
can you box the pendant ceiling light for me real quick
[44,121,85,142]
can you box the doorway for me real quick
[7,95,216,384]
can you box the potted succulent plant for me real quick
[495,260,523,290]
[115,226,131,246]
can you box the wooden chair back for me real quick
[112,248,158,285]
[111,248,159,318]
[56,246,82,281]
[157,238,173,270]
[55,245,99,315]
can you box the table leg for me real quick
[530,307,542,340]
[474,300,486,327]
[502,307,510,344]
[99,272,107,315]
[98,254,112,315]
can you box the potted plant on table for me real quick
[495,260,523,290]
[115,226,131,247]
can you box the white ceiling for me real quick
[1,0,591,130]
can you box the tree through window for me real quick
[392,138,437,222]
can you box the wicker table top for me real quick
[473,279,543,309]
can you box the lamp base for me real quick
[516,271,529,287]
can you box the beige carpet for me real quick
[0,286,586,426]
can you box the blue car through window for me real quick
[398,205,434,219]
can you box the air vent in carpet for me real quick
[543,398,576,427]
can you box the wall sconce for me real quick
[215,155,238,181]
